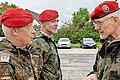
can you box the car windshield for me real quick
[83,38,95,43]
[59,38,70,42]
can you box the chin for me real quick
[24,40,32,46]
[27,41,32,45]
[51,31,57,33]
[52,29,58,33]
[100,35,107,40]
[53,31,57,33]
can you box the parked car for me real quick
[80,38,96,49]
[0,37,5,41]
[57,38,71,49]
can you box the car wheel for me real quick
[93,46,96,49]
[80,45,82,48]
[58,47,60,49]
[82,45,85,49]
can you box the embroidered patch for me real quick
[0,51,10,62]
[0,63,14,79]
[102,5,109,13]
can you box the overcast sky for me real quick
[0,0,120,25]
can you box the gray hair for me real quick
[2,24,12,36]
[116,9,120,17]
[106,9,120,19]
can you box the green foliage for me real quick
[0,25,4,37]
[96,42,102,47]
[72,8,89,27]
[0,2,17,16]
[71,43,80,48]
[0,2,17,37]
[53,7,99,44]
[53,27,72,42]
[33,25,41,31]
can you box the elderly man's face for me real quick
[42,18,59,34]
[15,23,36,46]
[93,16,116,39]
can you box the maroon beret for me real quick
[0,8,34,28]
[38,9,59,21]
[90,1,119,20]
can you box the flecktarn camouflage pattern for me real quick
[31,33,62,80]
[0,39,42,80]
[89,37,120,80]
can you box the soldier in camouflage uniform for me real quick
[85,1,120,80]
[0,8,43,80]
[31,9,62,80]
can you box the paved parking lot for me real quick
[58,48,98,80]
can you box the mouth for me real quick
[30,36,34,40]
[99,31,104,34]
[52,27,57,29]
[53,26,58,29]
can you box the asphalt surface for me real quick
[58,48,98,80]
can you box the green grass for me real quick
[96,42,102,47]
[71,43,80,48]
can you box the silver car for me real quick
[0,37,5,41]
[57,38,71,49]
[80,38,96,49]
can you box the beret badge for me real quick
[102,5,110,13]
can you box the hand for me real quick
[83,74,97,80]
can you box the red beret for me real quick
[38,10,59,21]
[0,8,34,28]
[90,1,119,20]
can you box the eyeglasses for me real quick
[92,16,114,26]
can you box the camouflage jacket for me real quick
[0,39,42,80]
[89,37,120,80]
[31,33,62,80]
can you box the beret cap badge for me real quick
[90,1,119,20]
[102,5,110,13]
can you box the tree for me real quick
[72,8,89,28]
[53,7,99,43]
[0,2,17,16]
[0,2,17,36]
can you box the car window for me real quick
[60,39,69,42]
[59,38,70,42]
[84,40,93,42]
[83,38,95,43]
[57,38,71,49]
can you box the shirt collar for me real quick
[40,30,52,38]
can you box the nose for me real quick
[55,21,58,26]
[31,27,36,35]
[94,24,100,31]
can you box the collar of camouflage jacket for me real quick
[0,38,31,57]
[107,35,120,49]
[98,36,120,58]
[40,31,52,38]
[0,38,13,51]
[35,30,52,38]
[35,31,55,42]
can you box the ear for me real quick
[41,21,47,27]
[113,17,120,26]
[11,28,18,36]
[114,17,119,23]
